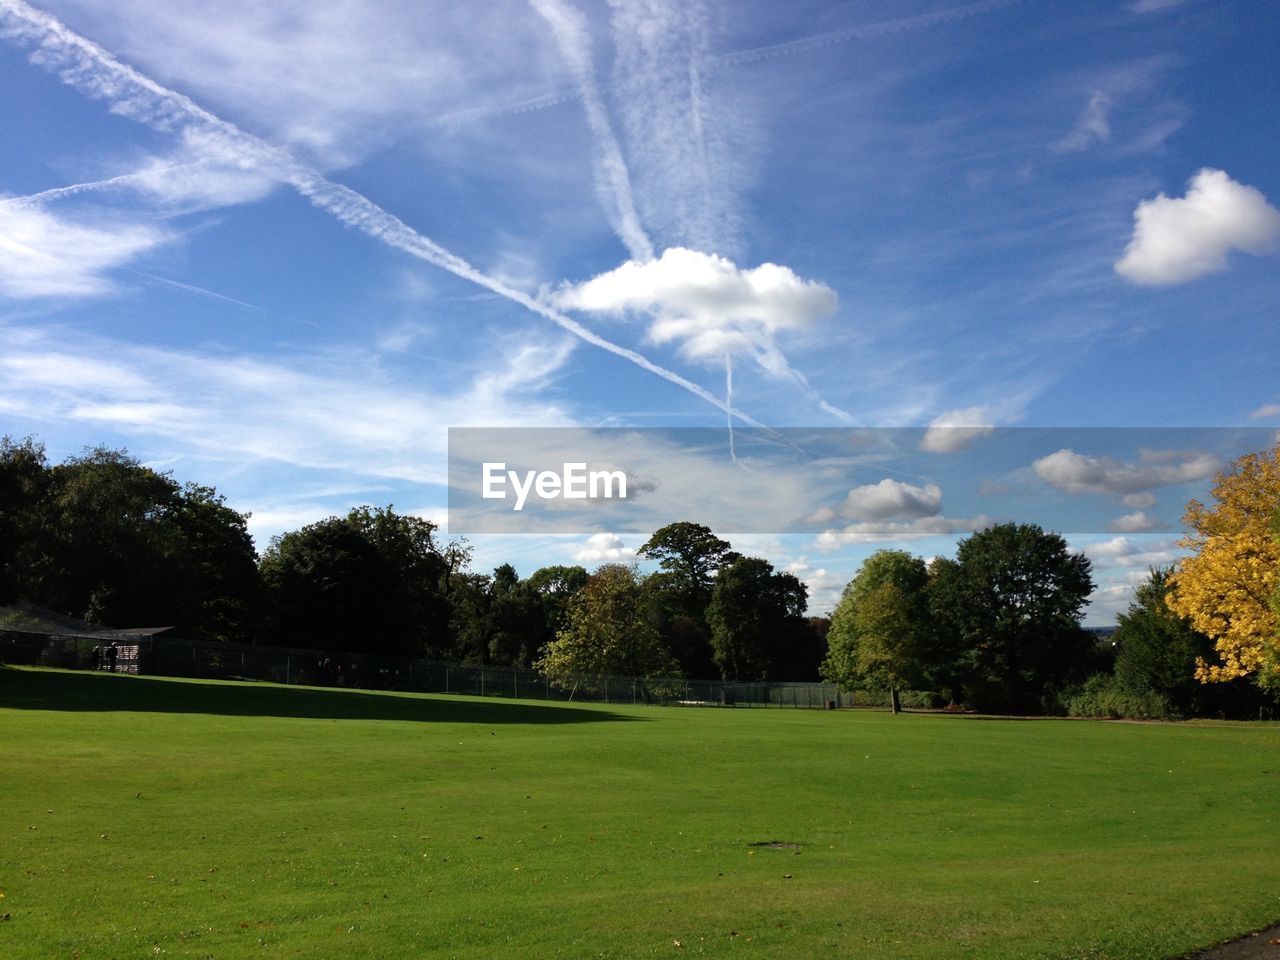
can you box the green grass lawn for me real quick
[1,666,1277,960]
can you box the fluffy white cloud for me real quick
[1115,169,1280,285]
[1108,510,1165,533]
[1249,403,1280,420]
[0,203,170,298]
[1033,448,1220,495]
[550,247,837,375]
[840,478,942,520]
[920,406,995,453]
[572,532,634,564]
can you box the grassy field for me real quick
[1,666,1277,960]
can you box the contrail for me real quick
[717,0,1026,67]
[428,0,1026,132]
[429,86,580,130]
[0,169,158,208]
[529,0,654,262]
[130,272,319,328]
[0,0,762,425]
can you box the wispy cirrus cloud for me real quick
[608,0,749,257]
[0,202,170,298]
[1051,91,1111,153]
[530,0,652,261]
[0,323,577,484]
[0,0,765,427]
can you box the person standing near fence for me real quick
[106,642,118,672]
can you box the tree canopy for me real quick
[925,523,1096,713]
[822,550,930,712]
[705,556,807,681]
[535,565,679,684]
[1167,444,1280,692]
[1,438,257,640]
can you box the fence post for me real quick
[632,680,636,704]
[604,677,609,703]
[481,669,485,697]
[446,667,450,694]
[286,653,291,685]
[514,672,518,699]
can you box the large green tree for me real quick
[706,556,807,681]
[822,550,930,712]
[0,436,51,606]
[1,441,257,639]
[638,522,736,678]
[535,565,679,686]
[932,523,1096,713]
[259,505,451,657]
[1113,567,1265,718]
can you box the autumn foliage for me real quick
[1167,444,1280,691]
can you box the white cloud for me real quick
[1033,447,1221,495]
[1108,510,1165,533]
[0,326,577,484]
[0,203,169,298]
[1249,403,1280,420]
[0,0,752,427]
[1121,491,1158,509]
[814,514,996,549]
[1115,169,1280,285]
[572,532,635,564]
[840,478,942,521]
[38,0,555,160]
[920,406,995,453]
[785,557,847,617]
[1082,536,1182,567]
[530,0,652,262]
[550,247,838,376]
[1052,91,1111,153]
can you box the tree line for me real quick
[3,435,1278,717]
[0,438,822,682]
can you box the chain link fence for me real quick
[1,629,934,709]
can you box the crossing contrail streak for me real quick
[529,0,654,262]
[0,168,171,208]
[425,0,1027,131]
[0,0,762,425]
[716,0,1026,67]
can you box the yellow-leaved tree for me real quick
[1167,443,1280,691]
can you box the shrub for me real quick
[1065,674,1180,721]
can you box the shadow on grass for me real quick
[0,666,636,725]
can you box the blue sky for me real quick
[1,0,1277,622]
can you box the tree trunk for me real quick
[890,686,901,715]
